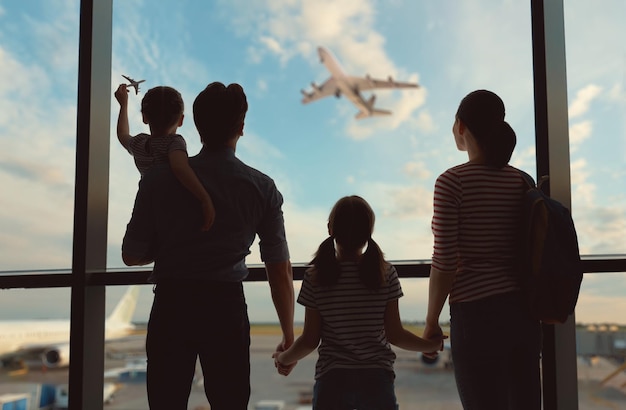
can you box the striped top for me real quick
[298,262,403,379]
[123,133,187,177]
[431,163,526,304]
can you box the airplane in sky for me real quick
[122,75,145,95]
[0,286,140,370]
[301,46,419,119]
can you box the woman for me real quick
[423,90,542,409]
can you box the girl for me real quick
[273,195,444,410]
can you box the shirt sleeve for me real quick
[257,181,290,263]
[168,134,187,153]
[386,265,404,301]
[431,170,461,272]
[122,176,158,261]
[297,270,317,309]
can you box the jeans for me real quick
[146,281,250,410]
[313,368,398,410]
[450,291,542,410]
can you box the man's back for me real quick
[124,146,288,282]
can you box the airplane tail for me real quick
[356,94,392,119]
[355,109,392,119]
[106,286,139,327]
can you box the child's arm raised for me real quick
[114,84,132,148]
[273,307,322,376]
[169,150,215,231]
[384,299,447,352]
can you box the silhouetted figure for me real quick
[115,83,215,231]
[274,195,445,409]
[122,82,294,410]
[423,90,541,410]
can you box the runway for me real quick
[1,333,625,409]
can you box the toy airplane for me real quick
[122,75,146,95]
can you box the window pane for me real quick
[0,2,79,272]
[107,1,536,268]
[575,272,626,409]
[0,288,70,406]
[564,0,626,257]
[106,1,535,408]
[564,2,626,407]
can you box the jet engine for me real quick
[42,344,71,368]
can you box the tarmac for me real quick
[1,334,625,409]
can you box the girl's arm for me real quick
[168,150,215,231]
[274,307,321,374]
[384,299,445,352]
[114,84,132,148]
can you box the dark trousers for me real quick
[450,291,542,410]
[313,368,398,410]
[146,281,250,410]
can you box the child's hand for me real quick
[201,199,216,231]
[272,351,296,376]
[423,323,445,359]
[114,84,129,106]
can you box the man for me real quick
[122,82,295,410]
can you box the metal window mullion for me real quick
[69,0,113,409]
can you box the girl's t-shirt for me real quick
[298,262,403,379]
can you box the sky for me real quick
[0,0,624,324]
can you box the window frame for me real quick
[0,0,625,409]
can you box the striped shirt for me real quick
[431,163,526,304]
[123,133,187,177]
[298,262,403,379]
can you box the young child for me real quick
[114,83,215,231]
[273,195,445,409]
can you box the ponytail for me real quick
[310,236,341,287]
[359,238,388,290]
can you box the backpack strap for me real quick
[518,169,537,190]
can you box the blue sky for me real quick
[0,0,624,324]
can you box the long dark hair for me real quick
[310,196,388,290]
[456,89,516,168]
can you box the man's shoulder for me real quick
[191,149,277,185]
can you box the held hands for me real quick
[272,339,297,376]
[114,84,129,106]
[423,322,446,359]
[272,351,296,376]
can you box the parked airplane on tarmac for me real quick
[301,46,419,119]
[0,286,140,370]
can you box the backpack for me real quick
[518,171,583,324]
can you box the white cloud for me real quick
[227,0,425,137]
[569,120,592,148]
[569,84,602,119]
[403,161,432,180]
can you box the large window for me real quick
[0,1,79,271]
[563,2,626,407]
[1,1,625,409]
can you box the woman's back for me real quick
[432,163,526,303]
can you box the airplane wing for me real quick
[301,77,338,104]
[349,75,419,92]
[122,74,132,82]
